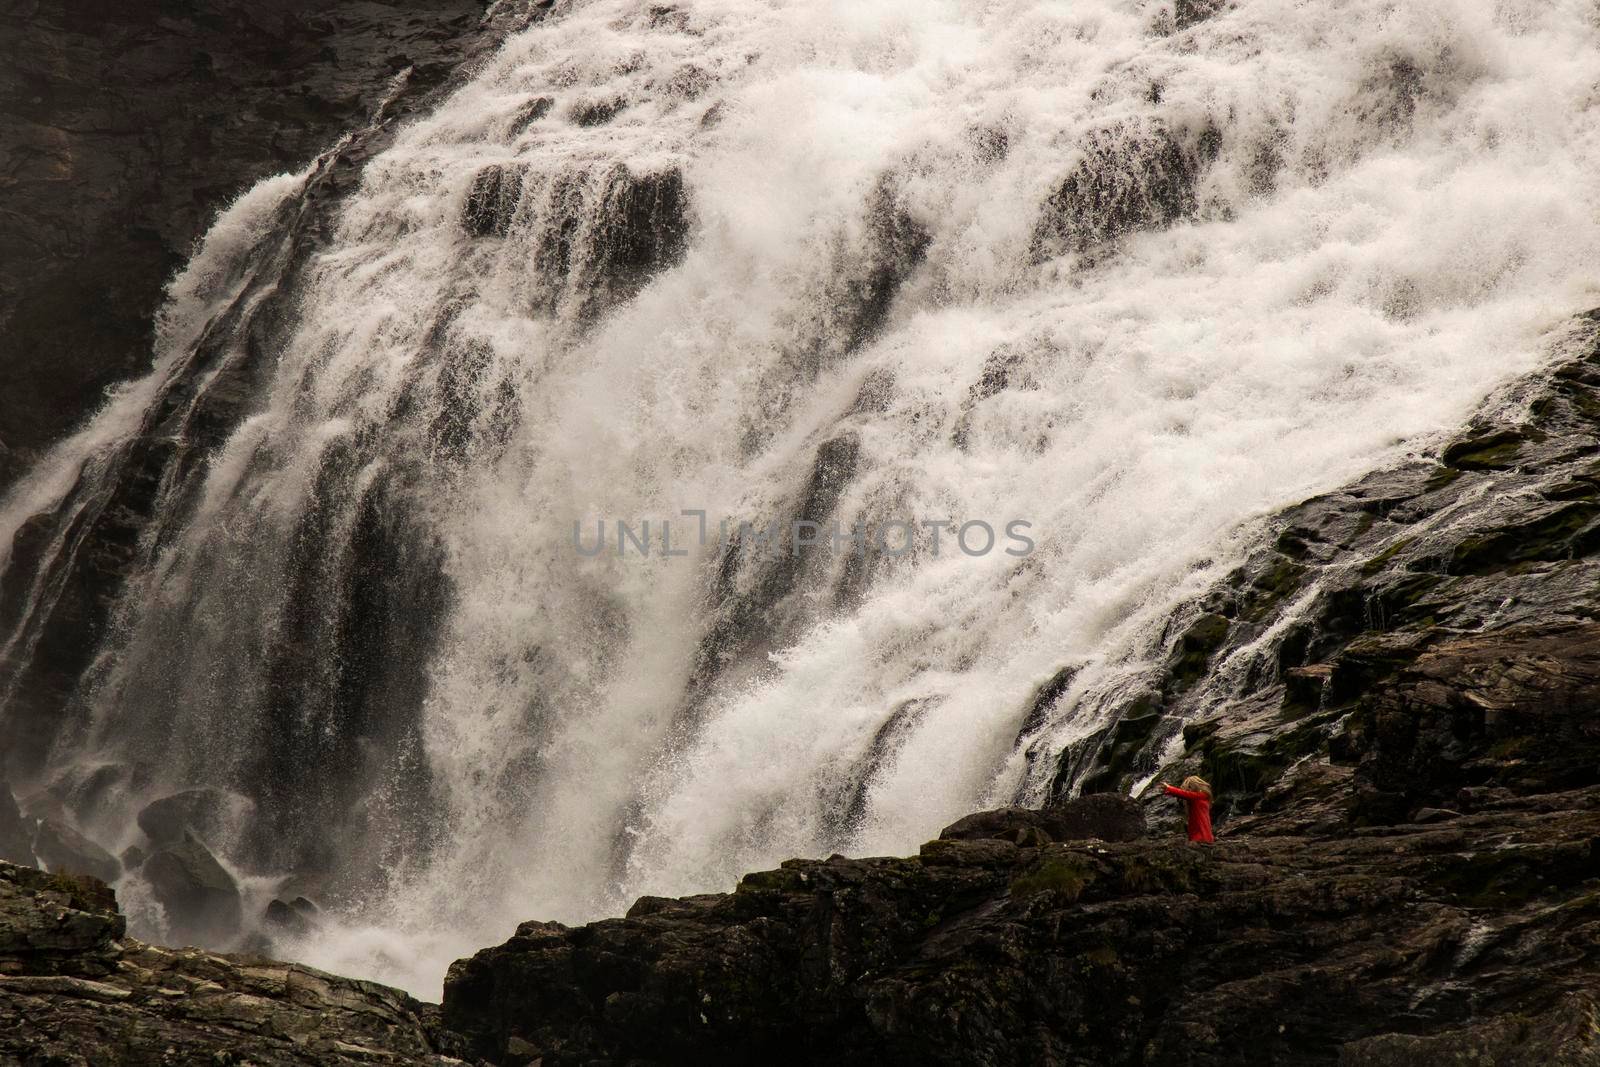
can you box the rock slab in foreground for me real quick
[0,862,465,1066]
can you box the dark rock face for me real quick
[0,860,464,1065]
[1347,624,1600,823]
[463,163,530,238]
[141,831,243,947]
[0,0,496,490]
[30,819,119,885]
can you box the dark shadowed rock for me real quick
[0,783,35,868]
[142,831,242,947]
[1041,791,1148,841]
[938,806,1061,845]
[31,819,119,885]
[0,864,122,966]
[940,793,1146,846]
[135,787,251,848]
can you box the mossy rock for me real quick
[1448,501,1600,574]
[1167,613,1231,692]
[1441,430,1528,471]
[1239,556,1309,621]
[1011,856,1095,902]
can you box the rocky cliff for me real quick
[0,860,470,1065]
[0,0,500,488]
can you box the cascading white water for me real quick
[4,0,1600,997]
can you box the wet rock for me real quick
[141,831,242,947]
[510,95,555,133]
[1347,623,1600,822]
[37,762,152,829]
[570,95,628,126]
[585,164,693,307]
[0,783,34,867]
[466,160,692,319]
[1030,118,1206,263]
[135,787,251,848]
[462,162,530,238]
[938,807,1060,846]
[1050,311,1600,808]
[31,819,119,885]
[263,896,322,939]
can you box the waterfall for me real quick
[3,0,1599,996]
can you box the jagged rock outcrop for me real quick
[0,861,465,1065]
[0,0,501,490]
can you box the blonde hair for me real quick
[1181,775,1212,799]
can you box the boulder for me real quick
[0,782,35,867]
[262,896,321,939]
[1042,791,1149,841]
[939,807,1060,846]
[141,831,241,947]
[135,788,250,848]
[31,819,119,885]
[940,794,1146,846]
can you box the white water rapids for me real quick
[3,0,1600,996]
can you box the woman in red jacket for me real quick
[1160,775,1214,843]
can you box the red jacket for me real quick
[1164,784,1214,843]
